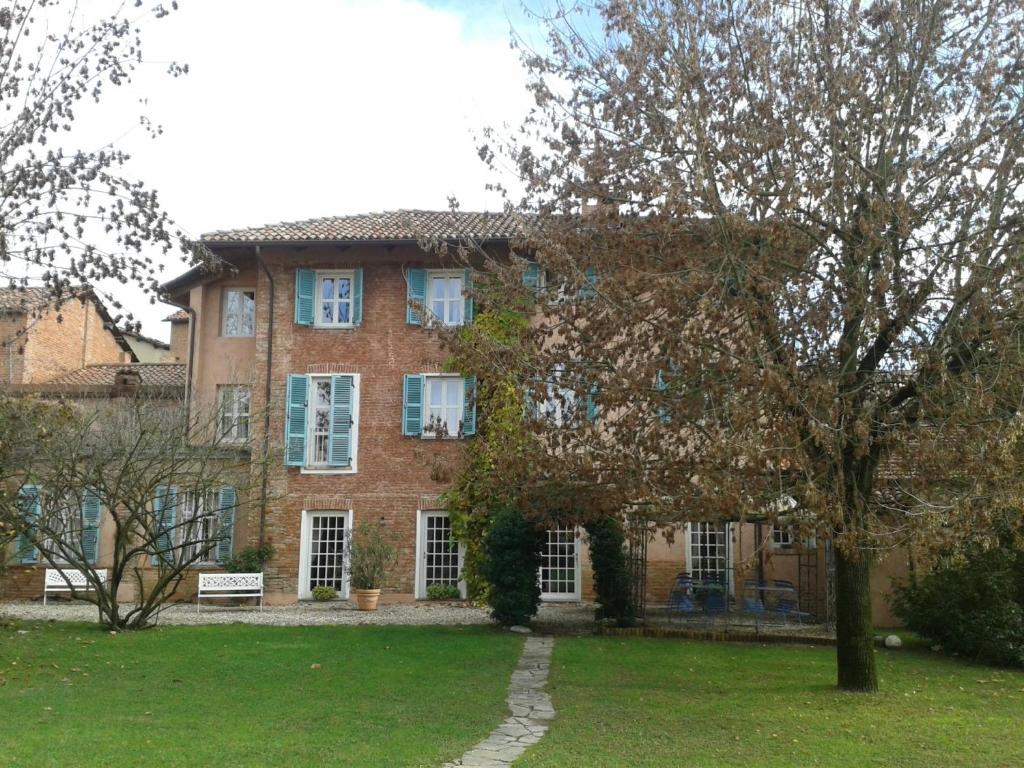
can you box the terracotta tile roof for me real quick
[201,209,523,244]
[163,309,189,322]
[45,363,186,389]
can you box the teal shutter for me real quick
[403,374,424,436]
[585,383,598,423]
[295,269,315,325]
[329,374,354,467]
[216,486,236,563]
[285,374,308,466]
[580,266,598,299]
[151,486,177,566]
[462,376,477,437]
[15,485,40,564]
[406,269,426,325]
[463,268,474,323]
[352,268,364,326]
[523,263,540,291]
[81,489,101,564]
[655,369,670,424]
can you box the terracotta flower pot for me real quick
[354,588,381,611]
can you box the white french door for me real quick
[686,522,732,591]
[540,528,581,602]
[416,511,464,599]
[298,511,351,599]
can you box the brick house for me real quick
[1,211,907,624]
[0,287,136,386]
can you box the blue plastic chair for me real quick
[741,579,766,615]
[665,574,697,620]
[772,580,810,624]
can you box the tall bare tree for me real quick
[464,0,1024,690]
[0,0,196,320]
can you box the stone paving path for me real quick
[444,634,555,767]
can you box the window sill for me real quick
[419,435,463,441]
[312,323,357,330]
[221,334,256,339]
[300,467,357,475]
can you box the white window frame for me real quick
[422,374,464,439]
[217,384,251,443]
[770,524,794,549]
[222,287,256,337]
[539,527,582,602]
[685,521,733,594]
[177,490,221,567]
[298,509,353,599]
[45,492,84,565]
[414,510,466,599]
[313,270,356,328]
[300,373,360,474]
[426,270,465,327]
[543,365,579,427]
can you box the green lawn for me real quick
[516,636,1024,768]
[0,622,522,768]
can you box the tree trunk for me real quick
[834,545,878,692]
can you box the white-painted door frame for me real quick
[298,509,353,600]
[539,527,582,602]
[685,521,734,594]
[414,510,466,599]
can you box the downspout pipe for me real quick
[256,245,274,548]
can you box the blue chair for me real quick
[741,579,766,615]
[665,574,697,620]
[772,580,811,624]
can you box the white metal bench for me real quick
[197,572,263,612]
[43,568,108,605]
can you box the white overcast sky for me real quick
[77,0,538,340]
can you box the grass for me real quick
[516,636,1024,767]
[0,621,522,768]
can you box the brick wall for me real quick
[22,297,128,384]
[0,312,27,385]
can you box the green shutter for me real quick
[462,376,477,437]
[81,489,101,564]
[295,269,315,325]
[580,266,598,299]
[216,486,236,563]
[15,484,40,564]
[352,268,364,326]
[463,268,474,323]
[151,486,177,566]
[406,268,426,325]
[523,263,540,290]
[285,374,308,466]
[329,374,354,467]
[403,374,424,436]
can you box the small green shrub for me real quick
[426,583,461,600]
[349,522,398,590]
[893,537,1024,668]
[224,543,275,574]
[311,586,337,602]
[585,516,636,626]
[482,508,544,626]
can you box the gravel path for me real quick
[0,600,493,627]
[0,600,596,629]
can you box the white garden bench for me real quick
[196,572,263,612]
[43,568,108,606]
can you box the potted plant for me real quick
[348,521,398,611]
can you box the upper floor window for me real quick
[295,269,363,327]
[770,525,794,548]
[218,385,251,442]
[402,373,476,438]
[317,272,354,327]
[223,288,256,337]
[406,268,473,326]
[284,373,359,471]
[428,272,464,326]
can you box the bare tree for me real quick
[462,0,1024,690]
[0,0,200,320]
[8,393,264,629]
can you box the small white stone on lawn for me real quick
[509,625,532,634]
[884,634,902,649]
